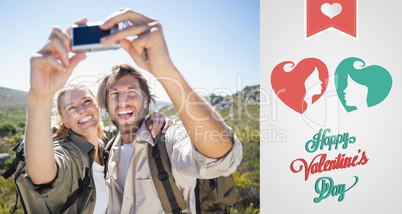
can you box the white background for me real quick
[261,0,402,213]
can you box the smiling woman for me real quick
[53,85,104,141]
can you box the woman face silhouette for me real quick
[304,67,323,99]
[335,57,392,112]
[271,58,329,114]
[343,75,368,109]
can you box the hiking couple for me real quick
[23,9,242,213]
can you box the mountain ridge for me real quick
[0,87,27,110]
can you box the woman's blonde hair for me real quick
[53,84,104,140]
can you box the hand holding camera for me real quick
[70,9,175,76]
[30,8,175,99]
[71,22,121,52]
[29,18,87,98]
[99,8,173,75]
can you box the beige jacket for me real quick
[106,121,243,214]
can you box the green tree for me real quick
[0,122,17,136]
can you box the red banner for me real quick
[306,0,357,38]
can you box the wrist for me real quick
[151,61,179,78]
[27,91,54,105]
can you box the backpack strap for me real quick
[148,130,187,214]
[195,179,201,214]
[1,141,24,179]
[60,167,90,213]
[1,141,26,214]
[59,140,92,213]
[103,135,117,178]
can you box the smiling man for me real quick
[101,65,152,140]
[97,9,243,213]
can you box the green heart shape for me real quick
[335,57,392,112]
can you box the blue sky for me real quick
[0,0,259,102]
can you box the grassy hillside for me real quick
[0,87,27,125]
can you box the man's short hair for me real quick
[97,64,155,115]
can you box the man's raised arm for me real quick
[100,9,233,158]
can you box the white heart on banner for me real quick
[321,3,342,19]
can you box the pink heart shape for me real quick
[271,58,329,114]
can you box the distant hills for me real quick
[0,87,27,111]
[0,86,172,126]
[0,85,260,110]
[0,86,171,111]
[0,85,260,130]
[159,85,260,130]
